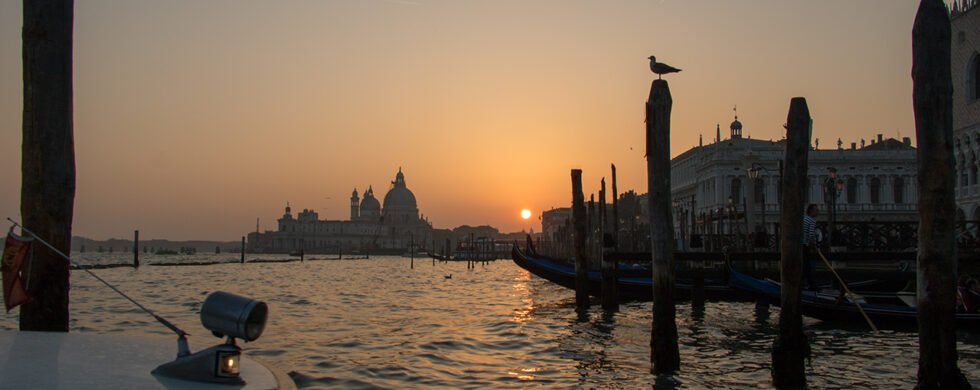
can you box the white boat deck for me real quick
[0,330,294,389]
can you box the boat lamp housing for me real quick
[152,292,268,385]
[201,291,268,342]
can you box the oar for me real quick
[816,248,879,333]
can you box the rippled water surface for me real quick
[2,253,978,389]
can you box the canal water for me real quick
[1,253,978,388]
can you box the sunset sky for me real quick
[0,1,922,241]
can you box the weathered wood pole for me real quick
[912,0,971,387]
[20,0,75,332]
[771,97,811,387]
[240,236,245,263]
[571,169,589,310]
[601,178,617,309]
[646,78,679,372]
[133,230,139,267]
[410,231,414,269]
[588,194,595,266]
[611,164,619,249]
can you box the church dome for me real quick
[383,168,417,211]
[383,186,417,210]
[360,186,381,215]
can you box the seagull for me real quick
[648,55,681,79]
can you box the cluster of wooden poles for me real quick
[566,2,970,387]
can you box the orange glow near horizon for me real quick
[0,2,921,240]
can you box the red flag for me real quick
[2,231,33,312]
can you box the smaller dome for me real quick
[360,186,381,214]
[730,116,742,131]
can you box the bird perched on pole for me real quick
[648,55,681,79]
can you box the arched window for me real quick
[870,177,881,204]
[962,159,970,187]
[893,177,904,204]
[970,53,979,101]
[753,178,764,203]
[847,177,857,204]
[972,152,978,185]
[823,176,832,204]
[730,178,742,204]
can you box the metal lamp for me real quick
[152,292,268,384]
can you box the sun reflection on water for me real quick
[509,270,537,323]
[507,367,540,381]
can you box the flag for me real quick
[2,230,33,312]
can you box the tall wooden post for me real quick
[771,97,811,387]
[410,231,414,269]
[912,0,970,387]
[240,236,245,264]
[647,79,679,372]
[611,164,619,249]
[588,194,595,267]
[20,0,75,332]
[133,230,139,267]
[571,169,589,310]
[601,178,617,310]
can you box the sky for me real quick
[0,1,923,241]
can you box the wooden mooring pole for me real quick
[646,78,679,373]
[600,178,617,310]
[771,97,810,388]
[912,0,970,387]
[241,236,245,264]
[571,169,589,310]
[20,0,74,332]
[611,164,619,250]
[133,230,139,267]
[588,194,595,267]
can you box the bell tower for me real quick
[350,188,359,219]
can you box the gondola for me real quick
[727,268,980,330]
[510,245,736,301]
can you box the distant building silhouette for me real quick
[248,168,434,254]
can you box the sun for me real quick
[520,209,532,220]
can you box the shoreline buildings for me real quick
[248,168,435,254]
[670,116,918,249]
[539,116,920,253]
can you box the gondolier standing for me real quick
[802,204,819,290]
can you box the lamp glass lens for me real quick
[217,351,241,377]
